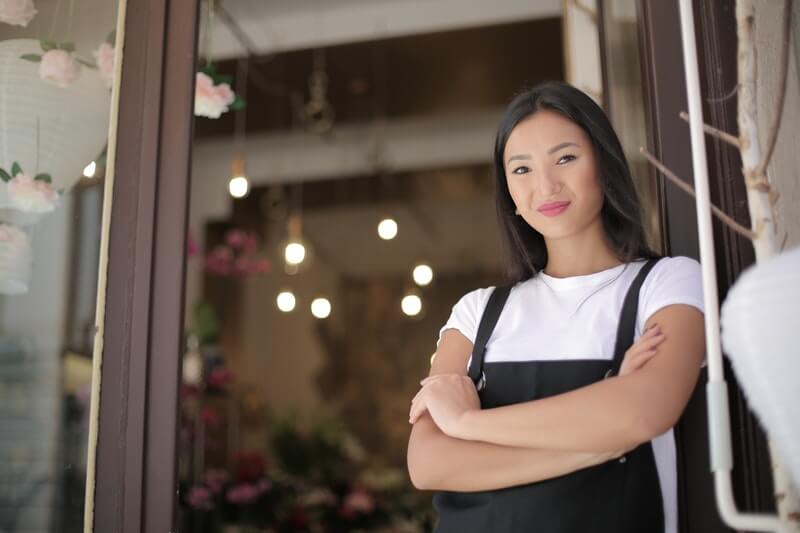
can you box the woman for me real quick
[406,81,705,533]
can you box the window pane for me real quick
[0,0,123,530]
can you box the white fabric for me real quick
[437,256,706,533]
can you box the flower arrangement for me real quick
[194,64,245,119]
[179,414,434,532]
[204,229,270,277]
[19,33,115,89]
[0,161,58,213]
[0,0,37,27]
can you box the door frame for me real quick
[91,0,200,531]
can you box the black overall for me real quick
[433,259,665,533]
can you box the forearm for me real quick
[407,414,606,492]
[460,375,650,453]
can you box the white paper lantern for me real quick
[0,38,111,224]
[720,245,800,488]
[0,222,32,294]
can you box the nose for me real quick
[536,169,562,198]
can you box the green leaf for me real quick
[230,96,246,111]
[106,30,117,45]
[20,54,42,63]
[215,74,233,86]
[40,40,57,52]
[11,162,22,176]
[76,58,97,69]
[201,64,217,77]
[34,173,52,183]
[59,42,76,53]
[0,169,11,183]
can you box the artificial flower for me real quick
[7,173,59,213]
[93,42,115,87]
[186,485,214,510]
[0,0,37,27]
[39,49,80,88]
[194,72,235,119]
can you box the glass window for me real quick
[0,0,122,530]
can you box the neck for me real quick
[542,221,622,278]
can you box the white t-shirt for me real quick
[437,256,705,533]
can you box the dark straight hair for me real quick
[493,81,659,284]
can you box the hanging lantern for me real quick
[0,223,32,294]
[720,245,800,488]
[0,38,111,224]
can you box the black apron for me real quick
[433,258,665,533]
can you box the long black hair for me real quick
[494,81,658,283]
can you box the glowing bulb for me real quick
[276,291,296,312]
[229,176,249,198]
[377,218,398,240]
[402,294,422,316]
[311,298,332,319]
[285,242,306,265]
[83,161,97,178]
[413,264,434,286]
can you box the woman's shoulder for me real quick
[647,255,702,279]
[637,255,705,315]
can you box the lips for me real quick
[537,201,571,216]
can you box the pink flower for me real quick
[39,49,80,88]
[93,42,115,87]
[204,468,228,495]
[186,485,214,510]
[7,173,59,213]
[226,229,246,249]
[194,72,235,119]
[342,489,375,515]
[0,0,37,27]
[226,483,260,505]
[215,82,235,106]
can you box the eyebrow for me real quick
[505,141,580,165]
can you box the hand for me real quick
[408,374,480,438]
[618,324,666,377]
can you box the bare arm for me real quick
[456,305,705,452]
[407,329,618,491]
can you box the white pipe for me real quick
[677,2,784,531]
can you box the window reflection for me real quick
[0,0,120,530]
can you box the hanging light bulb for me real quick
[276,290,296,312]
[378,218,398,240]
[228,156,249,198]
[413,263,434,286]
[284,242,306,265]
[282,214,312,274]
[402,292,423,317]
[311,297,332,319]
[82,161,97,178]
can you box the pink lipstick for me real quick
[537,201,571,217]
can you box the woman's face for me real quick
[503,109,605,241]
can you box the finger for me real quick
[629,348,659,369]
[409,396,427,424]
[636,333,665,351]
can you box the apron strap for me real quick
[467,285,512,387]
[608,257,663,377]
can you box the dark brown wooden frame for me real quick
[92,0,200,531]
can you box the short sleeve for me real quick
[436,287,495,348]
[636,256,706,365]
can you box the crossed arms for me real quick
[406,304,705,491]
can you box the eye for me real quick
[511,165,530,175]
[557,154,577,165]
